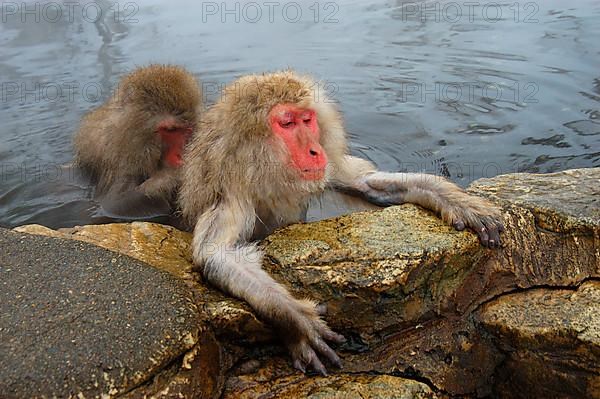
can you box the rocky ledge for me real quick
[3,167,599,398]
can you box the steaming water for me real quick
[1,0,599,228]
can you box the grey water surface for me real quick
[1,0,598,228]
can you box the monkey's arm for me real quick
[192,199,345,375]
[98,184,172,220]
[331,155,504,248]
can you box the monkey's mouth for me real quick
[300,168,326,181]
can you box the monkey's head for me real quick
[219,71,342,195]
[122,64,201,124]
[120,64,202,167]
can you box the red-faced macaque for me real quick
[179,71,504,375]
[74,64,202,218]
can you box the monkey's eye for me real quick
[279,121,295,128]
[302,117,312,124]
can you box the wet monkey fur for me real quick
[179,71,504,374]
[73,64,202,217]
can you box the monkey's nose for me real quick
[309,148,319,156]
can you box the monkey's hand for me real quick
[275,299,346,376]
[137,168,179,199]
[358,172,504,248]
[195,227,345,376]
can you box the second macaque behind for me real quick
[73,64,202,217]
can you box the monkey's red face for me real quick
[269,104,328,181]
[157,118,193,168]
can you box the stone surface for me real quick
[223,356,438,399]
[10,167,600,398]
[0,228,202,398]
[122,330,227,399]
[471,168,599,232]
[263,205,485,335]
[454,168,600,312]
[14,222,272,345]
[478,280,600,399]
[14,222,195,281]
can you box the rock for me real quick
[223,356,438,399]
[259,206,500,396]
[471,168,599,232]
[258,168,599,396]
[263,204,484,334]
[121,331,226,399]
[11,167,600,398]
[454,168,600,311]
[0,228,210,399]
[14,222,195,281]
[260,205,501,396]
[478,281,600,399]
[14,222,272,345]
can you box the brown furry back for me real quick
[73,64,202,193]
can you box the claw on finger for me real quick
[312,337,343,369]
[318,325,346,344]
[293,359,306,374]
[307,350,328,376]
[488,227,499,248]
[327,331,346,345]
[481,217,503,248]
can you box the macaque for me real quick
[179,71,504,375]
[73,64,202,217]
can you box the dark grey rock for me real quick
[0,228,201,399]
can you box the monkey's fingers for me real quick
[310,335,343,369]
[478,225,490,245]
[304,320,344,368]
[453,220,466,231]
[308,352,328,376]
[315,323,346,345]
[290,341,328,376]
[292,359,306,374]
[466,215,503,248]
[483,216,503,248]
[311,304,346,343]
[300,311,345,365]
[323,329,346,344]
